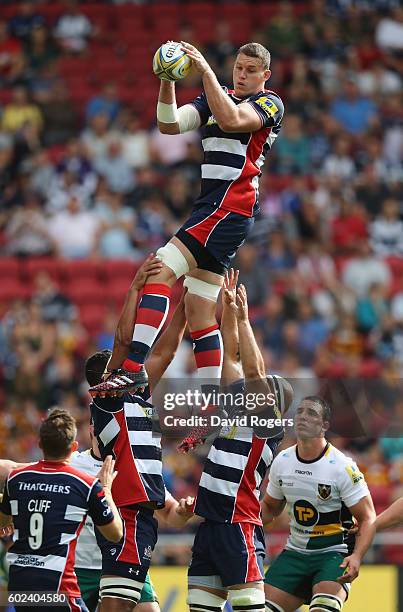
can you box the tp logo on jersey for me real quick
[317,484,332,500]
[293,500,319,527]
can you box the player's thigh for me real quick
[264,584,304,612]
[170,236,198,269]
[184,269,224,326]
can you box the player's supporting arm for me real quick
[338,495,376,584]
[95,456,123,543]
[375,497,403,531]
[157,80,201,135]
[155,492,195,529]
[106,254,163,372]
[261,492,286,527]
[0,460,29,482]
[181,42,262,133]
[146,290,187,390]
[221,269,243,387]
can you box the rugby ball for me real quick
[153,42,192,81]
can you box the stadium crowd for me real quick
[0,0,402,564]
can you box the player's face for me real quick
[295,400,326,439]
[233,53,270,97]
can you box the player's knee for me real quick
[265,602,285,612]
[156,242,190,279]
[186,588,226,611]
[99,576,142,609]
[228,586,265,611]
[309,592,343,612]
[184,276,222,302]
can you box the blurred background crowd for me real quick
[0,0,402,564]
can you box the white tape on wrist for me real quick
[157,101,179,124]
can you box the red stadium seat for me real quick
[79,303,108,336]
[23,258,62,283]
[0,280,31,303]
[61,260,101,283]
[386,256,403,278]
[0,258,20,279]
[66,278,103,305]
[103,260,141,283]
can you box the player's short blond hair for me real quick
[237,43,271,70]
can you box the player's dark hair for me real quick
[39,408,77,459]
[237,42,271,70]
[304,396,331,423]
[85,350,112,386]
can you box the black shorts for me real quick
[188,520,265,589]
[100,506,157,583]
[176,203,255,274]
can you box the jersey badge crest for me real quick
[317,484,332,500]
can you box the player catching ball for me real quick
[89,41,284,398]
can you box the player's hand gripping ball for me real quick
[153,41,192,81]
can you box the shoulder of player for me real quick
[327,445,362,476]
[8,462,40,479]
[58,463,98,488]
[272,444,296,464]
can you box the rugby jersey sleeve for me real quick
[338,459,370,508]
[266,456,285,500]
[248,93,284,129]
[87,479,115,527]
[91,397,124,414]
[190,91,211,126]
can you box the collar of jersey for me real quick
[295,442,330,464]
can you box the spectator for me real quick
[264,1,302,58]
[164,171,193,222]
[32,272,77,323]
[122,112,151,170]
[54,0,93,53]
[0,20,25,85]
[297,299,330,365]
[47,195,99,258]
[356,281,389,334]
[322,135,356,179]
[330,77,377,135]
[95,189,139,259]
[2,86,43,134]
[331,199,368,253]
[5,191,54,257]
[357,60,402,96]
[94,139,135,194]
[342,239,391,297]
[80,112,120,159]
[263,227,295,276]
[375,7,403,53]
[150,126,200,167]
[56,138,97,198]
[25,24,59,75]
[8,1,45,43]
[85,82,121,125]
[370,199,403,256]
[234,243,269,308]
[275,114,310,174]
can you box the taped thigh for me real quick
[187,588,226,612]
[184,275,221,301]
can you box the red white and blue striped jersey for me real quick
[191,88,284,218]
[0,461,114,597]
[194,426,283,525]
[91,393,165,509]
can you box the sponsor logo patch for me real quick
[254,96,279,117]
[345,465,364,485]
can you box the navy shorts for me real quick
[188,521,265,589]
[176,203,255,274]
[100,506,157,583]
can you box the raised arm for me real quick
[220,269,243,387]
[157,80,201,136]
[0,460,29,482]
